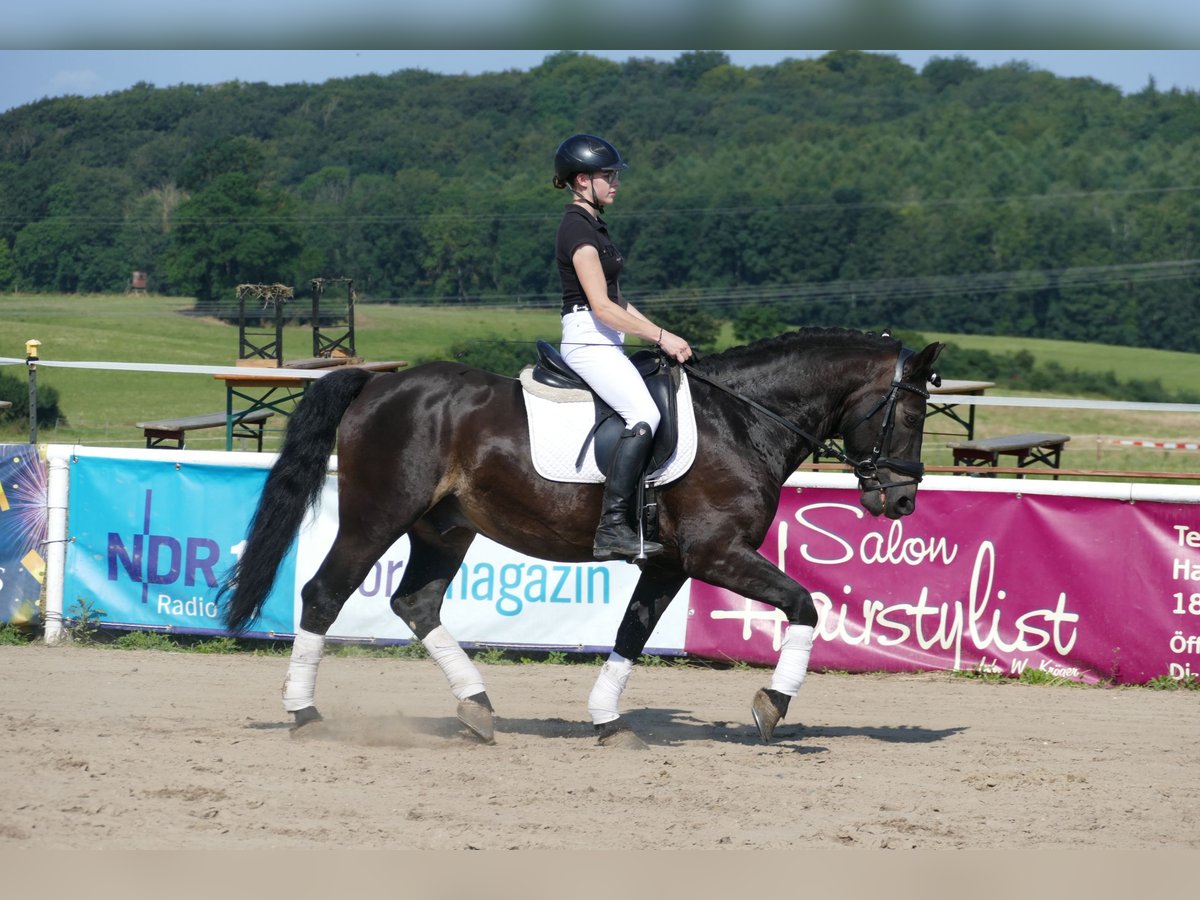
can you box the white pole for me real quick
[42,449,70,645]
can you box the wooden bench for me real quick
[136,409,274,451]
[949,432,1071,478]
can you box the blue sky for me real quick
[2,50,1198,115]
[4,1,1199,50]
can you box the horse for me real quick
[220,327,944,746]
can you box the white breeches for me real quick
[561,311,660,433]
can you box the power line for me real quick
[633,259,1200,308]
[3,184,1198,229]
[358,258,1200,308]
[171,257,1200,314]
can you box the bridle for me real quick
[836,348,932,490]
[681,347,934,493]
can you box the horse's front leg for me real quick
[688,544,818,743]
[389,523,493,742]
[587,565,688,748]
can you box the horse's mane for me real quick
[693,326,902,378]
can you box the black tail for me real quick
[220,367,374,633]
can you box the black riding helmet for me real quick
[553,134,627,187]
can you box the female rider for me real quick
[552,133,692,562]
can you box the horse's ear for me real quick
[904,342,946,384]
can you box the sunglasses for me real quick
[593,169,621,183]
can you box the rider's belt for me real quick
[565,304,590,315]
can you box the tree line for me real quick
[1,50,1198,351]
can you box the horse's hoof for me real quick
[751,688,790,743]
[595,718,648,750]
[290,706,323,732]
[457,693,496,743]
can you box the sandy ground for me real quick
[1,643,1197,850]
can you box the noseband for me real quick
[682,347,930,494]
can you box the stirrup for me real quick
[593,530,662,562]
[593,544,663,563]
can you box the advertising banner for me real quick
[63,455,295,635]
[55,449,1200,683]
[0,445,48,626]
[292,478,690,652]
[60,452,689,652]
[685,484,1200,685]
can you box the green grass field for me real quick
[926,330,1200,396]
[0,294,562,449]
[1,294,1197,478]
[922,330,1200,478]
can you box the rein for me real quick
[680,348,931,491]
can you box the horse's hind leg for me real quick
[389,521,494,742]
[588,565,687,748]
[283,528,401,728]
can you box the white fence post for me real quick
[42,447,70,645]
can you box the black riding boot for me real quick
[593,422,664,562]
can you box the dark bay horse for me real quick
[220,327,944,745]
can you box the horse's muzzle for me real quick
[857,460,923,519]
[884,490,916,518]
[859,483,918,519]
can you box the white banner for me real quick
[298,477,690,653]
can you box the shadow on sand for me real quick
[248,706,967,752]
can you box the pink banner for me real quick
[685,485,1200,685]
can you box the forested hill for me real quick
[1,50,1198,351]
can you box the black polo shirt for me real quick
[556,204,624,316]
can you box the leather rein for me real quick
[680,348,932,491]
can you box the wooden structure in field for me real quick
[236,282,293,366]
[235,277,356,365]
[310,277,356,359]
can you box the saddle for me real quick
[531,339,680,476]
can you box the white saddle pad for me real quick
[519,367,698,485]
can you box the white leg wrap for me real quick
[421,625,486,701]
[282,628,326,712]
[587,653,634,725]
[770,624,815,697]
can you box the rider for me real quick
[553,133,693,562]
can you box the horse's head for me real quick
[839,341,945,519]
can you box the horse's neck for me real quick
[701,342,894,478]
[722,352,867,431]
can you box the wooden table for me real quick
[925,379,995,441]
[137,409,274,451]
[213,360,407,450]
[950,432,1071,478]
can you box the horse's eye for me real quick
[904,412,921,429]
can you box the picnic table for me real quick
[925,379,995,441]
[137,409,274,451]
[949,432,1071,477]
[213,358,407,450]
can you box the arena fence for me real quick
[1,442,1195,686]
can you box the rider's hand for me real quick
[657,329,692,363]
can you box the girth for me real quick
[532,339,680,474]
